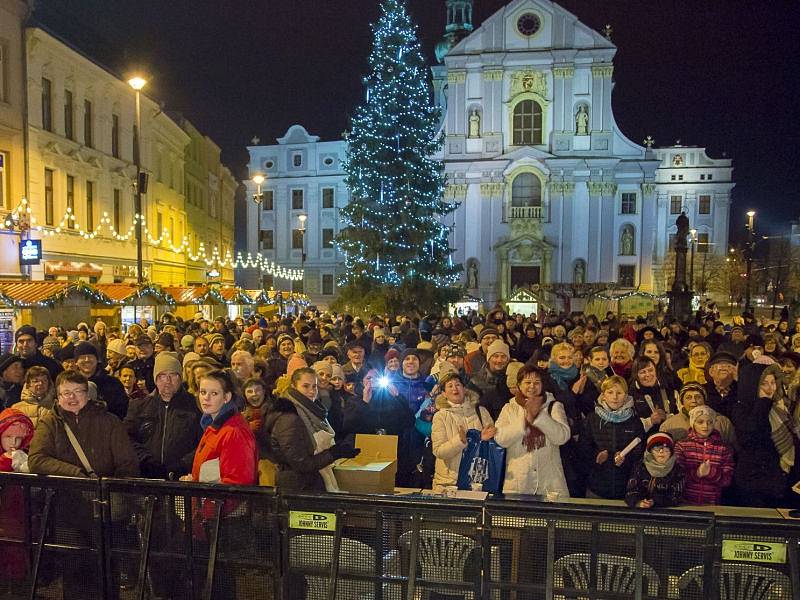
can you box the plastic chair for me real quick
[289,534,376,599]
[399,529,479,599]
[553,552,660,599]
[678,563,792,600]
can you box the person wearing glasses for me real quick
[27,370,139,598]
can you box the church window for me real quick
[698,195,711,214]
[707,174,713,180]
[512,100,542,146]
[292,153,302,167]
[697,232,710,254]
[516,13,542,37]
[670,175,676,181]
[511,173,541,208]
[700,174,705,180]
[618,265,636,288]
[670,196,682,214]
[620,193,636,214]
[262,190,274,211]
[322,187,335,208]
[291,189,304,210]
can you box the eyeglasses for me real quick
[59,389,88,399]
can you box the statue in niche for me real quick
[575,105,589,135]
[574,260,585,284]
[467,260,479,289]
[468,109,481,138]
[621,226,635,256]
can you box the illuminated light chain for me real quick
[3,197,302,280]
[336,0,461,291]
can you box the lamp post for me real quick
[128,76,147,286]
[745,210,756,313]
[298,213,307,294]
[689,228,697,296]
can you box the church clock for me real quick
[516,13,541,36]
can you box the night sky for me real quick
[34,0,800,240]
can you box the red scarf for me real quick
[519,392,546,452]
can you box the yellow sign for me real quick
[289,511,337,531]
[721,540,787,564]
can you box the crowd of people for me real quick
[1,303,800,527]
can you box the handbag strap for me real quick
[63,422,96,477]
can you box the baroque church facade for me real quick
[243,0,733,309]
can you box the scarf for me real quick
[286,388,339,492]
[595,398,634,424]
[644,450,676,478]
[634,381,672,414]
[769,397,799,474]
[584,366,609,391]
[548,362,578,390]
[611,361,632,378]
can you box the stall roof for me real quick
[0,281,100,307]
[93,284,176,305]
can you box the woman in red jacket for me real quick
[181,369,257,597]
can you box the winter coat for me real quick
[625,460,685,508]
[129,354,156,393]
[468,366,511,421]
[660,411,736,446]
[430,391,493,491]
[192,402,257,487]
[495,394,571,496]
[124,388,202,478]
[28,400,139,478]
[579,411,645,499]
[0,409,34,581]
[21,351,63,382]
[674,430,734,505]
[0,381,22,410]
[630,381,678,434]
[704,380,738,420]
[732,362,788,504]
[260,396,338,492]
[11,383,55,429]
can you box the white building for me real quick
[243,0,733,310]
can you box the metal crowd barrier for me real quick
[0,472,798,599]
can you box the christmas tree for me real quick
[335,0,461,315]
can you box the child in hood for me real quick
[675,405,734,505]
[625,432,685,508]
[0,409,35,585]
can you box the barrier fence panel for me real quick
[280,492,485,600]
[484,499,716,600]
[100,478,281,600]
[0,472,105,600]
[706,516,800,600]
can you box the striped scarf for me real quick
[769,398,800,474]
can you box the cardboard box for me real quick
[334,434,398,494]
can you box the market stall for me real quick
[92,284,177,328]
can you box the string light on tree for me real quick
[335,0,461,312]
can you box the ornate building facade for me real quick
[244,0,733,308]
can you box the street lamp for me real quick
[252,174,265,204]
[745,210,756,313]
[689,228,697,295]
[298,213,307,293]
[128,75,147,285]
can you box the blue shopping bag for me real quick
[456,429,506,494]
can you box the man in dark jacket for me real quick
[213,317,235,350]
[129,335,156,393]
[15,325,62,380]
[704,352,738,419]
[74,342,128,420]
[467,340,511,421]
[124,352,201,478]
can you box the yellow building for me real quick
[0,1,29,277]
[6,24,235,286]
[176,115,236,285]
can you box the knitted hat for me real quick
[417,341,434,351]
[180,335,195,349]
[384,348,400,363]
[372,328,386,339]
[42,336,61,353]
[134,334,153,347]
[505,361,524,390]
[646,432,674,451]
[445,343,466,359]
[330,363,345,381]
[678,382,707,405]
[154,352,182,379]
[14,325,37,342]
[286,353,308,379]
[688,405,717,429]
[277,333,294,348]
[0,353,23,375]
[206,333,225,346]
[93,320,106,334]
[438,369,462,389]
[486,339,510,360]
[400,348,421,362]
[324,340,340,350]
[479,328,499,341]
[73,341,98,359]
[312,361,333,376]
[106,339,126,356]
[182,351,201,367]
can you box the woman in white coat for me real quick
[495,365,571,497]
[430,372,496,491]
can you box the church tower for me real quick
[435,0,474,63]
